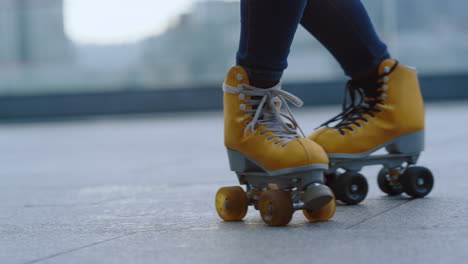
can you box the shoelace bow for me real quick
[225,83,305,146]
[318,61,399,135]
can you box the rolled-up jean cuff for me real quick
[238,66,283,81]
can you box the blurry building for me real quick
[0,0,20,65]
[141,1,342,87]
[141,1,239,86]
[0,0,72,68]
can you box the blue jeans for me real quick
[236,0,390,81]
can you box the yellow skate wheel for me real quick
[258,190,294,227]
[215,186,248,221]
[302,197,336,222]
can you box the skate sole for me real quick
[227,148,327,190]
[328,130,424,159]
[227,148,327,177]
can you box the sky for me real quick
[63,0,202,44]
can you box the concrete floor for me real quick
[1,101,468,264]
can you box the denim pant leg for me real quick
[236,0,308,81]
[300,0,390,78]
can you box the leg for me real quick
[236,0,308,86]
[300,0,390,79]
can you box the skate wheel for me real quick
[258,189,294,227]
[324,173,337,191]
[303,196,336,222]
[400,166,434,198]
[215,186,248,221]
[377,168,403,196]
[335,171,368,205]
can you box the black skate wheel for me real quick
[377,168,403,196]
[335,171,368,205]
[400,166,434,198]
[324,173,337,191]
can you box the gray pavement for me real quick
[1,101,468,264]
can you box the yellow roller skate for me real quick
[310,59,434,205]
[215,66,335,227]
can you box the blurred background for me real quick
[1,0,468,119]
[2,2,468,262]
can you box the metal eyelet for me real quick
[382,85,389,91]
[238,94,246,101]
[384,66,391,73]
[383,76,390,83]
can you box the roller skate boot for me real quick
[310,59,434,205]
[215,66,335,226]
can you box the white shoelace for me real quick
[223,82,305,147]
